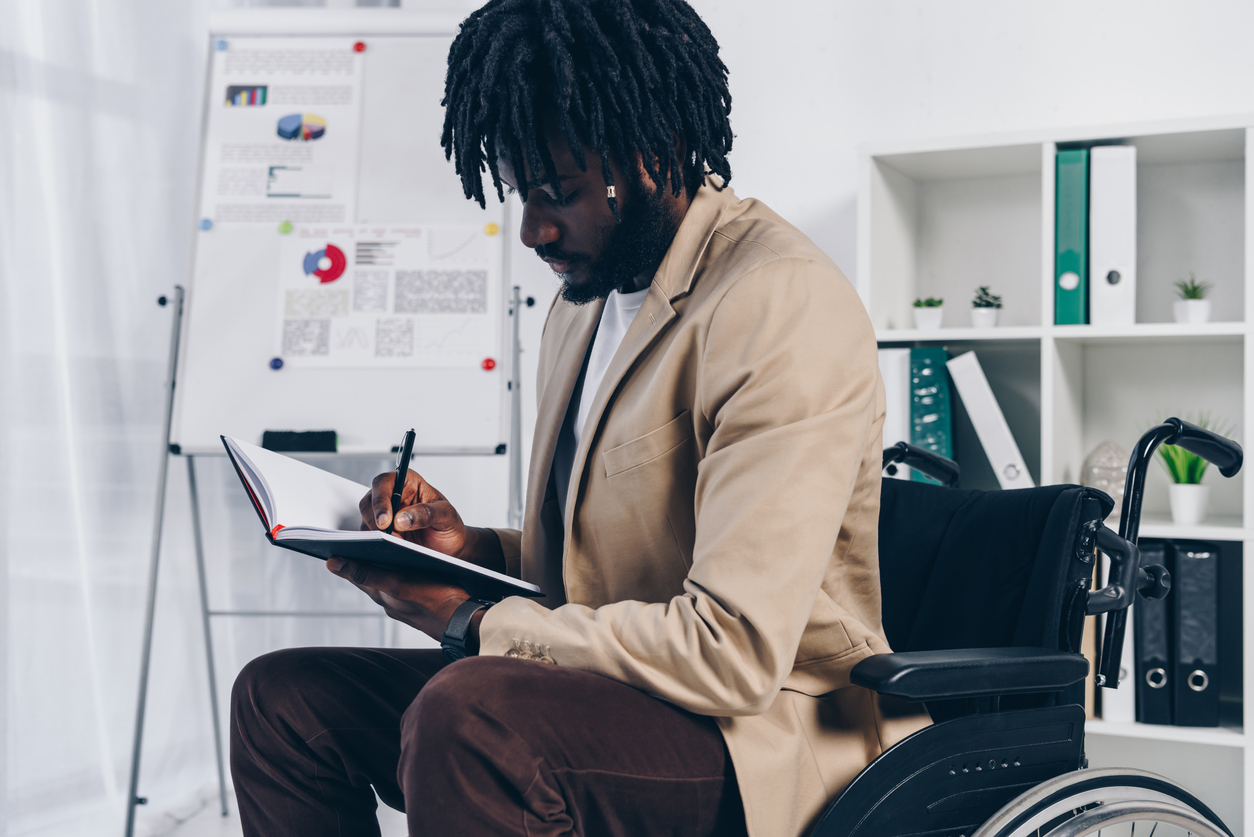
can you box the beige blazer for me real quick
[480,181,929,837]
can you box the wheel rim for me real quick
[973,768,1231,837]
[1041,799,1229,837]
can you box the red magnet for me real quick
[353,41,367,53]
[481,358,497,371]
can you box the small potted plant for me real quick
[1173,273,1213,324]
[912,297,944,330]
[1157,413,1231,525]
[971,286,1002,328]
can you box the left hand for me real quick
[326,557,474,643]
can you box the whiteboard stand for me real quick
[125,286,530,837]
[507,285,536,529]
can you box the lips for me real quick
[543,258,571,274]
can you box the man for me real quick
[230,1,926,835]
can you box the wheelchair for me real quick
[809,419,1243,837]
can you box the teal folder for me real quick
[909,347,953,484]
[1055,149,1089,325]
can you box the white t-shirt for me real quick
[554,284,651,517]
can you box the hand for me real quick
[326,557,483,647]
[360,470,504,571]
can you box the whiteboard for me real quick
[173,21,511,456]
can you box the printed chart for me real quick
[277,224,502,369]
[199,37,364,226]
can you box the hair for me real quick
[441,0,733,221]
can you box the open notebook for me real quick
[221,436,541,600]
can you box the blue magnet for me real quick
[270,357,284,370]
[199,218,213,231]
[215,39,229,51]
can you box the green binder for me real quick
[909,347,953,484]
[1055,149,1089,325]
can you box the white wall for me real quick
[484,0,1254,509]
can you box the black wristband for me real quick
[441,598,493,663]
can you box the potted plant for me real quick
[912,297,944,330]
[971,286,1002,328]
[1157,413,1231,525]
[1173,273,1213,324]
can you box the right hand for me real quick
[360,470,471,560]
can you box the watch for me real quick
[441,598,494,663]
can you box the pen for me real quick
[387,428,416,535]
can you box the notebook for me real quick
[221,436,542,600]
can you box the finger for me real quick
[370,472,398,529]
[392,499,460,533]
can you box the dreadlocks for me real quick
[441,0,733,221]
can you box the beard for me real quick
[541,182,681,306]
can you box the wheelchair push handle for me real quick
[1096,418,1241,688]
[1166,417,1243,478]
[883,442,961,488]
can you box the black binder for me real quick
[1134,540,1173,725]
[1171,540,1221,727]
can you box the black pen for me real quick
[387,428,416,535]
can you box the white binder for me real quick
[946,352,1034,489]
[878,348,912,480]
[1089,145,1138,326]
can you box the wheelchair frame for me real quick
[810,420,1243,837]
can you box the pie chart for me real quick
[277,113,327,141]
[302,244,346,283]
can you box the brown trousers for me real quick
[230,647,748,836]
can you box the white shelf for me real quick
[876,325,1045,342]
[1136,514,1248,541]
[862,117,1254,834]
[1087,719,1246,748]
[1050,321,1245,345]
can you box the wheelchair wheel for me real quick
[972,767,1232,837]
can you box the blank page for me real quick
[226,438,369,532]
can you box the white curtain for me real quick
[0,2,417,834]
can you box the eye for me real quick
[554,190,577,207]
[503,184,518,196]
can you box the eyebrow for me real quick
[523,175,578,189]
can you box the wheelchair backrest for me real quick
[878,479,1113,660]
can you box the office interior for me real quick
[4,0,1254,835]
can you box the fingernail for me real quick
[396,511,413,529]
[327,558,344,573]
[376,514,388,528]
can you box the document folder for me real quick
[1171,540,1220,727]
[1089,145,1137,326]
[945,351,1033,490]
[1055,149,1089,325]
[1134,540,1173,724]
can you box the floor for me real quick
[168,794,409,837]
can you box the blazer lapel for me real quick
[561,182,739,535]
[521,298,603,584]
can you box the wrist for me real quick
[440,598,493,662]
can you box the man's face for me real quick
[496,123,684,305]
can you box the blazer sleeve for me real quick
[487,527,523,578]
[478,259,881,716]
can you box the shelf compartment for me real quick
[1047,339,1243,521]
[863,143,1043,333]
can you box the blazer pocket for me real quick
[603,410,694,478]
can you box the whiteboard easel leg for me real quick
[188,455,229,816]
[124,287,185,837]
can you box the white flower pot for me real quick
[971,308,999,328]
[1173,299,1212,324]
[1169,483,1209,526]
[913,307,943,330]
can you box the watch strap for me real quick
[441,598,493,663]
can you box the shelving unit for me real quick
[859,114,1253,834]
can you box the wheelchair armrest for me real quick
[850,647,1090,702]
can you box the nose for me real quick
[518,200,560,250]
